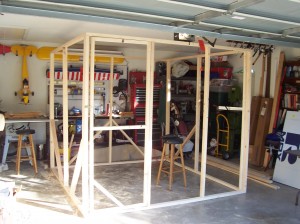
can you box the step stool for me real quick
[15,129,38,175]
[156,134,187,190]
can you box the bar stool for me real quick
[15,129,38,175]
[156,134,187,190]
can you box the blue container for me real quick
[76,119,82,134]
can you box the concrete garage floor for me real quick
[1,156,300,223]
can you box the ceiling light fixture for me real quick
[289,0,300,3]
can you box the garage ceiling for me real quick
[0,0,300,47]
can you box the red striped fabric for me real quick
[47,71,120,80]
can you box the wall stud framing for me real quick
[49,33,251,216]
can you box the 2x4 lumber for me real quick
[87,32,253,53]
[258,55,266,97]
[239,51,251,191]
[93,125,146,131]
[70,141,83,194]
[52,34,85,54]
[182,126,196,146]
[51,32,252,214]
[200,46,211,197]
[89,38,96,212]
[81,35,90,213]
[63,47,69,186]
[50,119,63,181]
[218,106,243,111]
[174,126,195,158]
[94,160,146,167]
[50,168,84,217]
[94,180,124,207]
[68,152,77,165]
[87,32,199,47]
[204,159,279,190]
[210,50,241,57]
[92,36,148,46]
[93,121,110,138]
[265,52,272,98]
[108,58,114,163]
[92,191,244,215]
[49,53,55,168]
[162,55,200,62]
[268,51,285,133]
[5,112,42,118]
[143,41,155,206]
[165,61,171,137]
[161,50,238,62]
[252,98,273,166]
[194,56,202,171]
[205,158,272,184]
[207,155,271,179]
[174,161,238,191]
[112,119,144,156]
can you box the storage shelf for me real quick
[172,76,197,81]
[172,94,196,100]
[283,91,300,94]
[281,107,299,111]
[284,78,300,85]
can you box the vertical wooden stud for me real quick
[194,56,202,171]
[81,35,90,213]
[62,47,69,186]
[143,41,154,206]
[165,60,171,136]
[49,53,55,168]
[239,50,251,192]
[89,37,96,211]
[200,46,210,197]
[109,57,114,163]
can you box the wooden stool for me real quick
[15,129,38,175]
[156,134,187,190]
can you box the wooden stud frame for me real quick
[49,33,252,216]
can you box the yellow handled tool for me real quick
[11,45,37,104]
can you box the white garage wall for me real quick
[0,41,57,144]
[1,38,299,145]
[0,40,194,144]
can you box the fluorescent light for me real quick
[231,16,246,20]
[289,0,300,3]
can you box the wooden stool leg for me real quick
[169,144,175,190]
[16,135,23,175]
[156,144,167,185]
[179,145,187,188]
[29,134,38,174]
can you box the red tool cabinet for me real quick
[130,79,162,149]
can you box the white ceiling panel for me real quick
[0,0,299,47]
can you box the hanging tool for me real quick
[252,46,265,65]
[202,37,217,47]
[0,44,11,55]
[11,45,37,104]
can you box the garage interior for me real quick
[0,0,300,223]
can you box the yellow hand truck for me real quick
[216,113,230,160]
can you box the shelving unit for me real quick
[170,76,199,124]
[277,61,300,129]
